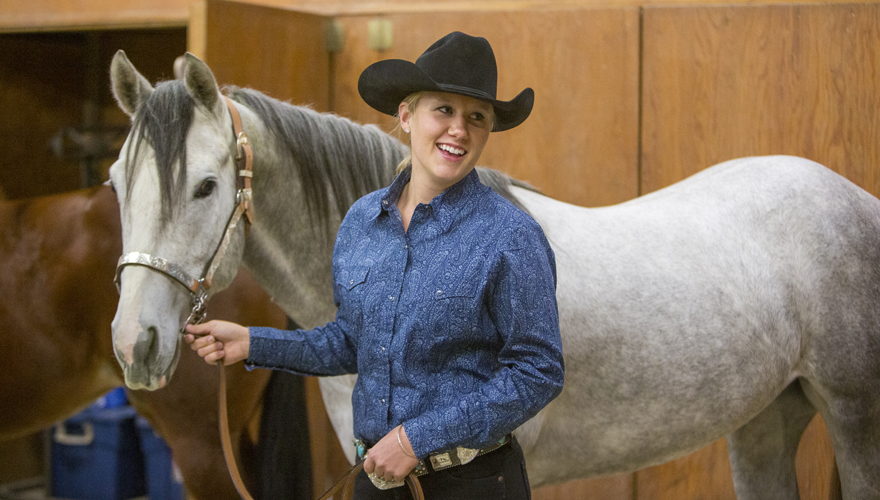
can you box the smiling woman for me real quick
[185,31,562,500]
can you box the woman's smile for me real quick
[438,143,467,158]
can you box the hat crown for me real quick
[415,32,498,100]
[357,31,533,131]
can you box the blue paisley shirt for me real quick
[246,167,564,458]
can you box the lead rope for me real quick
[218,361,256,500]
[218,362,424,500]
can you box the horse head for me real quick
[108,51,247,390]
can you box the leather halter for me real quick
[114,96,254,328]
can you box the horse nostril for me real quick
[114,346,129,369]
[133,326,160,370]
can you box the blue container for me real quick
[51,405,146,500]
[91,387,129,409]
[136,417,185,500]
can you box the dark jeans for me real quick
[354,438,531,500]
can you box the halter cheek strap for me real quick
[226,95,254,226]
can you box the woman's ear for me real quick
[398,102,411,133]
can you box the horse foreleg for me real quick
[726,380,816,500]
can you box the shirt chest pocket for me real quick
[432,283,478,301]
[338,266,369,292]
[429,282,481,334]
[335,266,370,329]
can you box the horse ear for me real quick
[110,50,154,118]
[182,53,224,117]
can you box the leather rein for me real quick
[113,96,423,500]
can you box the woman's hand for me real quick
[183,320,250,365]
[363,425,420,483]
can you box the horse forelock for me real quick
[125,80,194,227]
[225,86,406,237]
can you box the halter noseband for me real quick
[114,96,255,331]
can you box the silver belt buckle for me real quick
[457,446,479,465]
[428,446,480,471]
[429,451,454,470]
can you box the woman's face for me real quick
[399,92,493,192]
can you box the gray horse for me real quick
[109,51,879,498]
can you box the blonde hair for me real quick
[395,92,424,174]
[394,91,496,174]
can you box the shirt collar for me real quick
[374,167,412,219]
[376,167,485,232]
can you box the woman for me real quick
[185,31,564,499]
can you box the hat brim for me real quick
[358,59,534,132]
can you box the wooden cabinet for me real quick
[205,2,641,208]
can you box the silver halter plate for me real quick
[113,96,254,334]
[114,252,209,328]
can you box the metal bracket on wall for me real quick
[369,19,393,51]
[326,20,345,53]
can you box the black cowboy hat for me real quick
[358,31,534,132]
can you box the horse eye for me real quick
[195,179,216,199]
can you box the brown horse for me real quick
[0,185,310,499]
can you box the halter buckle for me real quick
[236,132,250,159]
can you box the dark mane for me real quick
[226,86,407,236]
[124,81,529,232]
[125,80,193,225]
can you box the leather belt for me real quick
[355,434,512,478]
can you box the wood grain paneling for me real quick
[641,3,880,196]
[0,0,188,32]
[635,415,836,500]
[637,439,737,500]
[218,0,880,17]
[205,0,330,108]
[331,7,641,207]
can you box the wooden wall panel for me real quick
[205,0,330,108]
[221,0,880,17]
[637,4,873,499]
[635,416,836,500]
[331,7,641,207]
[641,3,880,196]
[0,0,188,33]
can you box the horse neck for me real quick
[235,94,405,327]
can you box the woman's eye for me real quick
[437,106,451,114]
[195,179,216,198]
